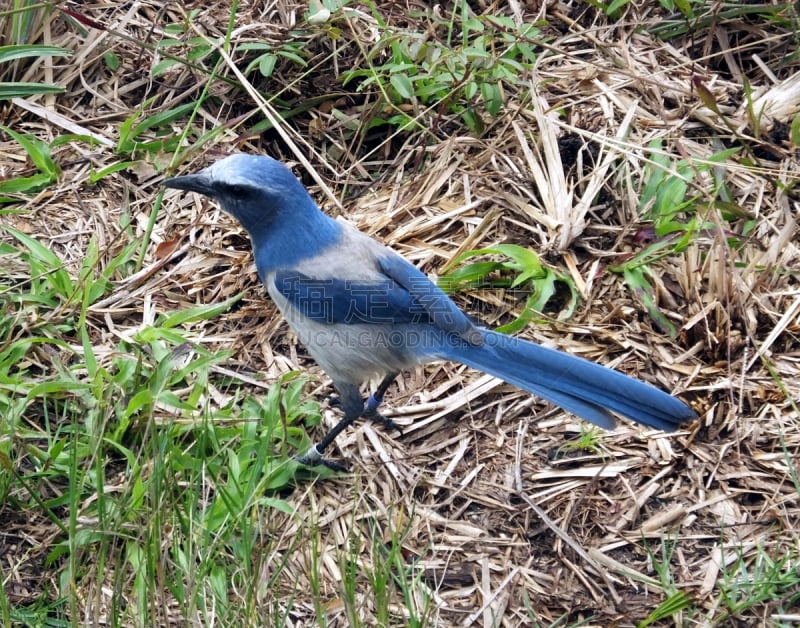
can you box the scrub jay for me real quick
[164,154,697,470]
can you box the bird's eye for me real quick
[227,185,250,199]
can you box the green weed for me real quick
[0,127,112,200]
[610,142,742,335]
[555,425,604,457]
[239,40,309,79]
[650,2,797,40]
[0,224,318,623]
[719,542,800,620]
[439,243,577,333]
[0,43,70,99]
[115,96,199,159]
[0,126,59,196]
[343,2,539,133]
[638,537,693,627]
[338,509,430,627]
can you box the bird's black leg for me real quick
[294,382,362,471]
[294,375,401,471]
[362,372,403,435]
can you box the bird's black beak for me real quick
[163,173,215,196]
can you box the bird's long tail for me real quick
[436,329,696,431]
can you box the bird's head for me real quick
[163,154,318,233]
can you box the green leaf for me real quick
[464,45,491,59]
[439,261,503,292]
[496,56,526,73]
[621,266,676,337]
[791,112,800,147]
[187,44,213,62]
[440,244,576,328]
[387,113,421,131]
[693,77,720,115]
[259,54,277,78]
[415,81,451,100]
[237,43,273,52]
[159,294,242,329]
[485,15,516,30]
[0,44,71,63]
[1,225,64,272]
[0,82,65,99]
[81,326,97,379]
[27,380,92,397]
[390,73,414,99]
[511,42,537,64]
[447,244,545,281]
[606,0,632,14]
[277,49,308,66]
[706,147,741,163]
[155,36,184,48]
[480,81,502,117]
[494,245,545,286]
[260,496,297,514]
[639,140,668,210]
[151,58,181,76]
[20,242,74,297]
[88,161,138,184]
[123,389,155,419]
[671,0,694,19]
[639,590,692,626]
[0,125,58,179]
[463,17,485,33]
[0,172,53,194]
[461,108,484,134]
[128,102,197,142]
[50,134,106,149]
[104,50,121,71]
[155,390,195,412]
[654,176,689,217]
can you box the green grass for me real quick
[2,0,799,625]
[638,537,693,627]
[439,243,578,333]
[608,142,744,336]
[342,0,539,133]
[0,43,70,99]
[0,229,322,624]
[718,542,800,621]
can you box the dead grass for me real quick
[2,0,799,625]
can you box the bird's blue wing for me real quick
[273,269,432,325]
[274,256,482,346]
[377,255,482,345]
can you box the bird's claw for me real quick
[364,410,404,437]
[294,444,349,472]
[323,393,342,409]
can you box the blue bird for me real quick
[164,154,697,470]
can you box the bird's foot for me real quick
[294,444,349,472]
[363,410,404,437]
[323,393,342,409]
[362,392,403,436]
